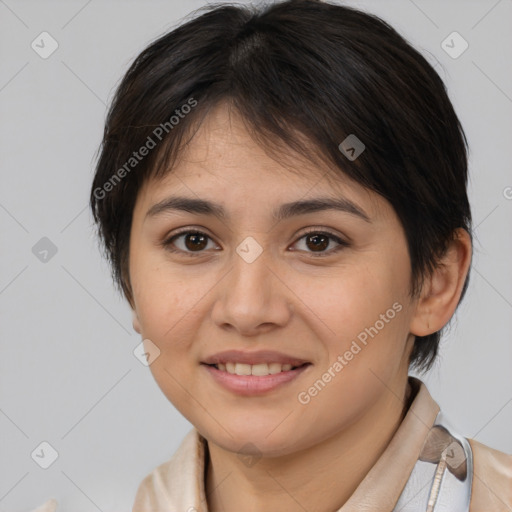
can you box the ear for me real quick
[410,228,472,336]
[132,309,142,334]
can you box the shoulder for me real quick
[132,454,181,511]
[132,428,205,512]
[29,499,58,512]
[469,438,512,512]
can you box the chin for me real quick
[204,421,302,458]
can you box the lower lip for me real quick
[201,363,312,396]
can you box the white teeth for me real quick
[252,363,270,376]
[235,363,252,376]
[268,363,283,374]
[217,362,299,376]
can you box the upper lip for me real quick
[201,350,310,366]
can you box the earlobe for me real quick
[132,309,142,334]
[410,228,472,337]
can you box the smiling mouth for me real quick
[203,362,311,376]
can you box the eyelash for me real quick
[161,227,349,258]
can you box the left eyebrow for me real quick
[145,195,371,223]
[275,197,371,223]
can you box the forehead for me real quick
[137,103,385,219]
[173,104,334,181]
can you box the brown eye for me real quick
[182,232,208,251]
[305,233,330,252]
[163,230,217,256]
[292,230,349,257]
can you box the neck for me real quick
[205,377,412,512]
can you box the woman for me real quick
[34,0,511,510]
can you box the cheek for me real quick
[297,256,408,339]
[130,243,199,335]
[134,271,205,344]
[303,256,411,380]
[130,257,212,416]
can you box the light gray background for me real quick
[1,0,511,510]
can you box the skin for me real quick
[129,102,472,512]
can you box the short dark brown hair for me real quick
[90,0,472,372]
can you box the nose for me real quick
[210,242,293,336]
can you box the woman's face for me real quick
[129,104,419,457]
